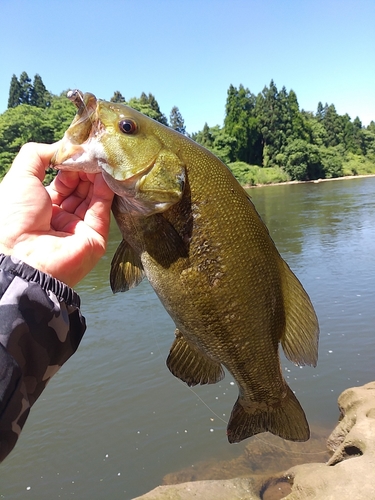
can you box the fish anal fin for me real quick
[280,260,319,367]
[110,239,145,293]
[227,385,310,444]
[166,329,224,386]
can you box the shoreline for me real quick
[244,173,375,189]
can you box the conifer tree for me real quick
[19,71,32,105]
[169,106,186,134]
[224,84,261,165]
[7,75,22,108]
[30,74,49,107]
[110,91,126,103]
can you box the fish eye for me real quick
[119,119,138,135]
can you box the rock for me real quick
[134,382,375,500]
[133,477,261,500]
[280,381,375,499]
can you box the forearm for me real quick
[0,254,86,461]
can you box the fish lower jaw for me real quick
[55,141,106,174]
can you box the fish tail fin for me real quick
[227,386,309,444]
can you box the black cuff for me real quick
[0,254,81,308]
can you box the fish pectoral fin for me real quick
[279,260,320,367]
[166,329,224,386]
[227,385,310,444]
[110,239,145,293]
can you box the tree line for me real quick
[193,82,375,183]
[1,72,374,184]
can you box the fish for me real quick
[51,90,319,443]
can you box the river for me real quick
[1,176,374,499]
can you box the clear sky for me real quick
[0,0,374,134]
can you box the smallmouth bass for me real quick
[52,90,319,443]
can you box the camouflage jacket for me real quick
[0,254,86,462]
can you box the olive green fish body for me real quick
[52,91,319,443]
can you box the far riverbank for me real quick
[244,173,375,189]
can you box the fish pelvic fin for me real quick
[280,260,319,367]
[110,239,145,293]
[227,385,310,444]
[166,329,225,386]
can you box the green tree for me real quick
[320,147,343,178]
[224,84,262,165]
[110,91,126,103]
[316,102,327,121]
[19,71,32,105]
[281,139,324,181]
[286,90,309,141]
[7,75,22,108]
[255,80,287,166]
[30,74,49,107]
[127,92,168,125]
[0,105,54,178]
[44,94,77,141]
[362,126,375,158]
[0,94,76,180]
[193,124,236,164]
[169,106,186,134]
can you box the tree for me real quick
[0,105,54,178]
[316,102,327,121]
[7,75,22,108]
[255,80,287,166]
[193,123,236,164]
[30,74,49,107]
[0,94,76,180]
[287,90,309,141]
[281,139,324,181]
[169,106,186,134]
[19,71,32,105]
[127,92,168,125]
[224,84,262,165]
[110,91,126,103]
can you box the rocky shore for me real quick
[134,382,375,500]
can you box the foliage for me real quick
[224,84,262,165]
[228,161,290,186]
[1,72,375,185]
[110,91,126,103]
[194,80,374,182]
[127,92,168,125]
[169,106,186,135]
[0,94,76,180]
[342,152,375,176]
[193,124,236,164]
[7,75,22,108]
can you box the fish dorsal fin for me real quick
[110,239,145,293]
[166,329,225,386]
[280,260,319,367]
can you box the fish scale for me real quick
[51,90,319,444]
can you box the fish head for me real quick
[52,90,185,214]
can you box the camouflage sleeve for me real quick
[0,254,86,462]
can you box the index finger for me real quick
[9,142,60,182]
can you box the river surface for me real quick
[1,177,374,499]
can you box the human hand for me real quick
[0,142,114,287]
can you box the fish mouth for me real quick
[50,90,106,173]
[51,120,105,173]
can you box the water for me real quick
[1,177,374,499]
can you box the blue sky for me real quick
[1,0,374,134]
